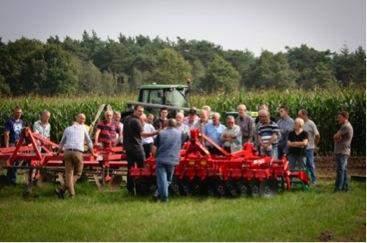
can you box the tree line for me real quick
[0,30,365,96]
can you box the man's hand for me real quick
[56,149,62,156]
[333,133,341,142]
[91,150,98,158]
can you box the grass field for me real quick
[0,180,365,241]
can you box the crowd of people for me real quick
[2,104,354,201]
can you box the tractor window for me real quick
[165,89,187,107]
[140,90,149,103]
[149,90,164,104]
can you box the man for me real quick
[255,104,276,124]
[4,106,25,185]
[154,119,182,202]
[113,111,123,145]
[287,118,308,171]
[176,112,189,145]
[153,107,168,130]
[235,104,254,144]
[94,110,121,147]
[277,105,294,159]
[333,111,353,192]
[184,108,199,129]
[221,116,242,153]
[298,109,320,184]
[204,112,225,153]
[140,113,156,158]
[33,110,51,139]
[194,109,210,134]
[202,105,212,119]
[123,105,158,193]
[56,113,96,198]
[257,109,280,159]
[147,113,155,125]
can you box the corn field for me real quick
[0,88,365,155]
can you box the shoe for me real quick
[55,187,65,199]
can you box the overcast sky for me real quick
[0,0,365,55]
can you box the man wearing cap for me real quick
[184,108,199,129]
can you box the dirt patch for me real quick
[316,156,365,178]
[319,230,334,242]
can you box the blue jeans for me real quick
[156,163,175,201]
[288,154,306,171]
[335,154,349,191]
[305,149,316,183]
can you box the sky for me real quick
[0,0,365,55]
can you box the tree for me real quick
[200,54,240,93]
[0,74,11,95]
[333,46,366,87]
[149,48,192,84]
[21,45,79,95]
[0,38,44,95]
[223,49,255,89]
[286,44,334,87]
[247,51,297,89]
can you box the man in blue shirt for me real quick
[4,106,25,185]
[277,105,294,159]
[204,112,225,154]
[154,119,182,202]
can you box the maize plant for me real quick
[0,88,365,155]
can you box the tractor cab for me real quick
[124,83,191,118]
[138,84,189,108]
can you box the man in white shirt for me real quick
[221,116,242,153]
[56,113,96,198]
[33,110,51,139]
[140,113,156,158]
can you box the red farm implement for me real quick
[0,128,309,197]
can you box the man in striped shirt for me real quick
[257,109,280,159]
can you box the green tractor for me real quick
[122,83,192,118]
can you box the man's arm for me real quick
[288,139,308,148]
[313,122,320,145]
[84,129,96,157]
[57,130,67,154]
[142,130,159,138]
[94,128,101,145]
[4,131,9,147]
[248,118,254,141]
[3,120,11,147]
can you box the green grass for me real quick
[0,180,365,241]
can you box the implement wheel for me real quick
[236,180,251,197]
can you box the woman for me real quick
[287,118,308,170]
